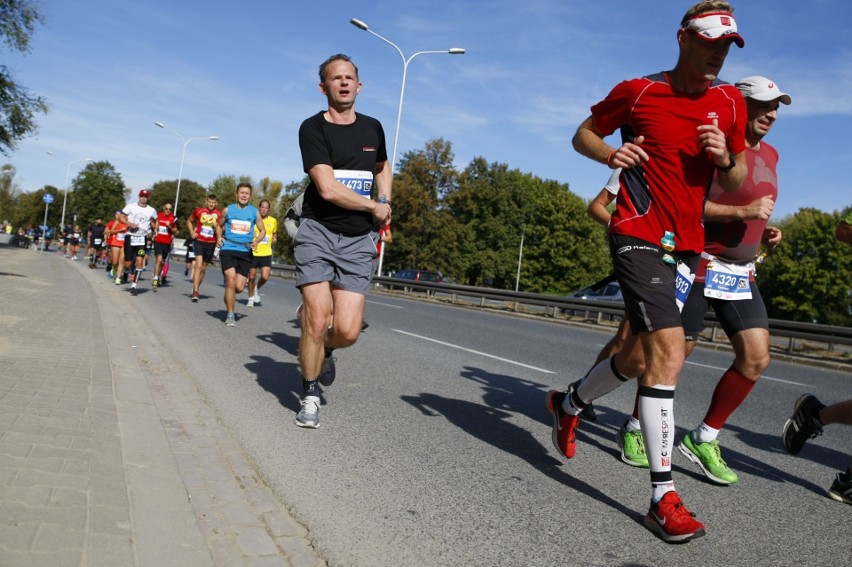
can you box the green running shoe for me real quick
[617,421,649,468]
[679,432,738,485]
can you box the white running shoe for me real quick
[295,395,320,428]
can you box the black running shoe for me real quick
[782,394,825,455]
[319,352,337,387]
[828,472,852,505]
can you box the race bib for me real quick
[675,262,695,312]
[200,225,215,238]
[335,169,373,198]
[230,219,251,235]
[116,233,126,242]
[130,234,146,246]
[704,257,752,300]
[93,238,102,245]
[158,225,169,235]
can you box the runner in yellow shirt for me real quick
[247,199,278,307]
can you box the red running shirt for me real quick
[153,212,178,244]
[697,141,779,281]
[189,207,223,244]
[591,72,747,253]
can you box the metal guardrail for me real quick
[371,275,852,358]
[258,263,851,358]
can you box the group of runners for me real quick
[79,187,278,306]
[48,0,851,546]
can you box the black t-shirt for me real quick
[299,111,387,236]
[89,223,106,243]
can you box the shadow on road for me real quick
[401,366,641,522]
[256,330,300,357]
[246,354,304,412]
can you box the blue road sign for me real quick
[43,193,55,204]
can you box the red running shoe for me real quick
[643,491,706,543]
[545,389,580,458]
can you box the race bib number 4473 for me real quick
[335,169,373,198]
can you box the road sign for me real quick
[43,193,55,204]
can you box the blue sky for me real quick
[4,0,852,219]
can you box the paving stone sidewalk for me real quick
[0,246,325,567]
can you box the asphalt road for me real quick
[112,268,852,567]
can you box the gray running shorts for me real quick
[294,218,377,295]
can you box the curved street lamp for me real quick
[350,18,465,277]
[47,152,93,231]
[350,18,464,173]
[154,122,219,218]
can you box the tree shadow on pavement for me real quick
[712,422,848,497]
[401,380,640,521]
[459,365,633,467]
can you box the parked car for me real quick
[392,269,444,284]
[572,280,623,302]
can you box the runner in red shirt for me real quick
[151,202,178,291]
[546,1,747,544]
[186,194,223,302]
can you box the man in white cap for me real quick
[119,189,158,296]
[551,0,748,543]
[676,75,790,485]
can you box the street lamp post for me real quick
[350,17,465,277]
[154,122,219,218]
[350,18,464,173]
[47,152,92,231]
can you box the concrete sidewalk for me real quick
[0,245,324,567]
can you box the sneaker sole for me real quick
[616,429,649,468]
[643,516,706,543]
[294,418,319,429]
[677,441,737,485]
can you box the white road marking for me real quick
[393,329,554,374]
[685,361,808,387]
[366,300,403,308]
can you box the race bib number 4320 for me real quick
[704,260,752,300]
[334,169,373,198]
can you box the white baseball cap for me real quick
[683,11,745,48]
[735,76,792,105]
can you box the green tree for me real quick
[208,174,239,204]
[69,161,126,229]
[758,207,852,325]
[150,177,206,235]
[255,176,283,208]
[1,162,19,222]
[387,138,461,277]
[1,0,48,154]
[9,184,60,229]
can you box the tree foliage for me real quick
[1,162,19,221]
[0,0,48,155]
[149,178,206,238]
[69,161,126,229]
[385,139,610,293]
[758,207,852,325]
